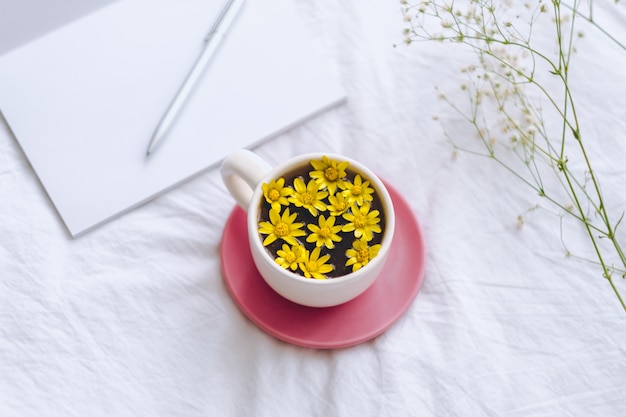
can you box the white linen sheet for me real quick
[1,1,624,416]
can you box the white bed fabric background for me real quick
[1,1,625,416]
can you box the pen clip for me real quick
[204,0,244,42]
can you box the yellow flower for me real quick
[258,207,306,246]
[275,243,306,271]
[342,174,375,206]
[306,215,343,249]
[341,203,382,241]
[299,247,334,280]
[310,156,349,195]
[327,192,349,216]
[288,177,328,216]
[345,237,381,272]
[262,178,292,211]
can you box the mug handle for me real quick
[220,149,272,210]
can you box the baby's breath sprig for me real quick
[402,0,626,310]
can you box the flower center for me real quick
[356,248,369,263]
[268,189,280,201]
[325,167,338,181]
[274,222,289,237]
[301,192,313,205]
[354,214,367,228]
[318,227,331,238]
[306,260,318,272]
[351,185,362,196]
[285,252,296,263]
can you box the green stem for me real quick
[561,1,626,51]
[552,1,626,310]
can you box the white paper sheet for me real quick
[0,0,345,237]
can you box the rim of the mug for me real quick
[246,152,396,286]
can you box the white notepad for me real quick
[0,0,345,237]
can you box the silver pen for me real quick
[146,0,246,155]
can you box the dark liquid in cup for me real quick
[257,158,386,279]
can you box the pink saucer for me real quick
[220,182,425,349]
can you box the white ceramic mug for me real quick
[220,149,395,307]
